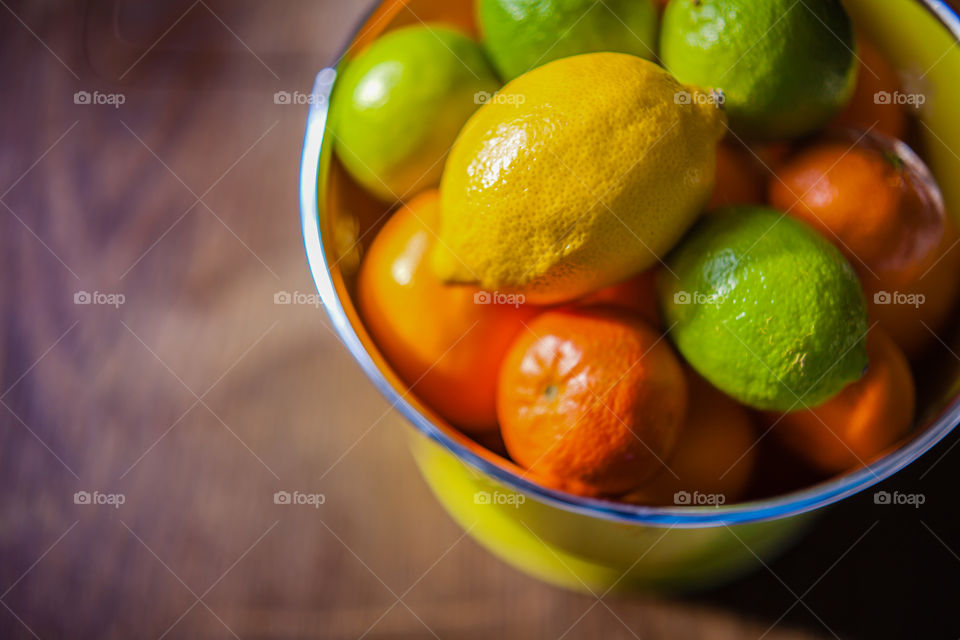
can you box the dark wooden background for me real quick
[2,1,960,638]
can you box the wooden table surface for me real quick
[2,1,960,638]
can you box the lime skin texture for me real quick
[659,205,869,412]
[478,0,659,81]
[331,25,501,202]
[660,0,858,139]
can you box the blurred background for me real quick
[1,1,959,638]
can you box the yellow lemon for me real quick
[432,53,726,304]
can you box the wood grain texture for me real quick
[1,1,959,638]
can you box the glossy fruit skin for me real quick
[864,221,960,357]
[660,0,857,139]
[357,191,538,434]
[433,53,725,304]
[497,307,687,496]
[331,26,500,202]
[831,37,908,139]
[659,206,869,412]
[769,135,947,289]
[623,371,757,506]
[478,0,658,81]
[770,329,914,473]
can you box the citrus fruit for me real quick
[477,0,658,81]
[659,205,869,411]
[331,25,500,202]
[623,371,757,506]
[497,307,687,496]
[864,221,960,358]
[707,142,765,211]
[768,133,947,288]
[357,190,538,434]
[750,141,793,172]
[769,329,914,473]
[660,0,857,139]
[433,53,726,304]
[831,37,908,139]
[576,269,661,328]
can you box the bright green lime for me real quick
[659,206,868,411]
[330,26,500,202]
[478,0,658,81]
[659,0,857,139]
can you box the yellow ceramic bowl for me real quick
[300,0,960,592]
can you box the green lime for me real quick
[659,0,857,139]
[659,206,868,411]
[478,0,658,81]
[330,26,500,202]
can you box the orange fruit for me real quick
[863,220,960,357]
[769,136,947,288]
[749,141,793,174]
[707,142,765,211]
[576,268,661,328]
[357,190,538,434]
[623,371,757,506]
[769,329,914,474]
[831,37,907,140]
[497,307,687,496]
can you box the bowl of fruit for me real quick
[300,0,960,592]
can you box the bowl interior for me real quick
[304,0,960,525]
